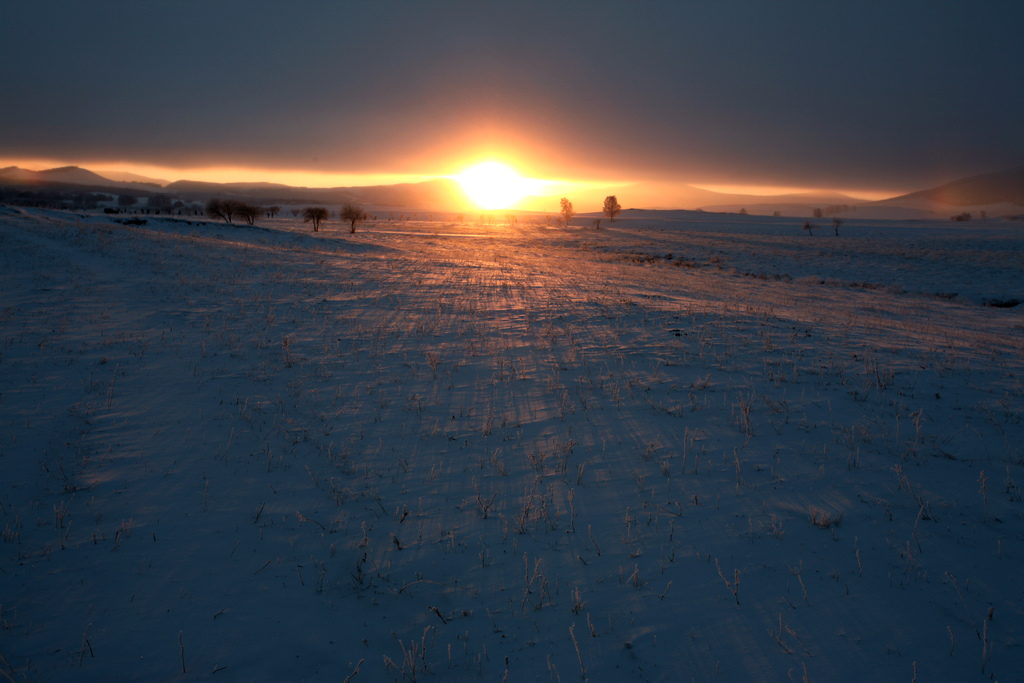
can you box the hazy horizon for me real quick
[0,157,926,207]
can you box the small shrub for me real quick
[809,506,842,528]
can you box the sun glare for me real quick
[453,162,543,210]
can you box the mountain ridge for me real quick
[0,165,161,192]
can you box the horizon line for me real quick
[1,157,907,204]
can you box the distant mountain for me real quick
[1,165,110,186]
[0,165,158,192]
[98,170,169,186]
[38,166,120,186]
[164,179,301,198]
[0,166,36,183]
[877,165,1024,207]
[348,179,469,210]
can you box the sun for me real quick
[453,161,543,210]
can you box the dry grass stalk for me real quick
[808,506,842,529]
[715,558,740,604]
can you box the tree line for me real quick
[204,198,366,232]
[203,195,622,232]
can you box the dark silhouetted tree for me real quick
[205,198,249,224]
[603,195,621,221]
[812,207,823,218]
[303,206,329,232]
[237,203,260,225]
[560,197,575,227]
[803,220,815,236]
[832,217,843,236]
[205,198,231,222]
[340,202,366,233]
[267,205,281,218]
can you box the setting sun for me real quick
[453,161,544,210]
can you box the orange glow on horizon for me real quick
[690,182,891,202]
[0,157,901,205]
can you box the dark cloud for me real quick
[2,1,1022,194]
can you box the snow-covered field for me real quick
[1,206,1022,682]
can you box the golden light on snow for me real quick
[452,161,545,210]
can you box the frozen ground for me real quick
[1,206,1022,681]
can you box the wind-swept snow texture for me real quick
[1,207,1022,681]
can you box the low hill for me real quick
[0,165,159,192]
[875,165,1024,210]
[2,165,114,187]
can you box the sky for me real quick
[2,1,1023,205]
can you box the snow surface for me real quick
[1,207,1023,682]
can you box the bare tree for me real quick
[237,203,260,225]
[205,198,233,223]
[340,202,366,233]
[207,198,251,224]
[832,217,843,236]
[302,206,329,232]
[266,205,281,218]
[560,197,575,227]
[602,195,621,222]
